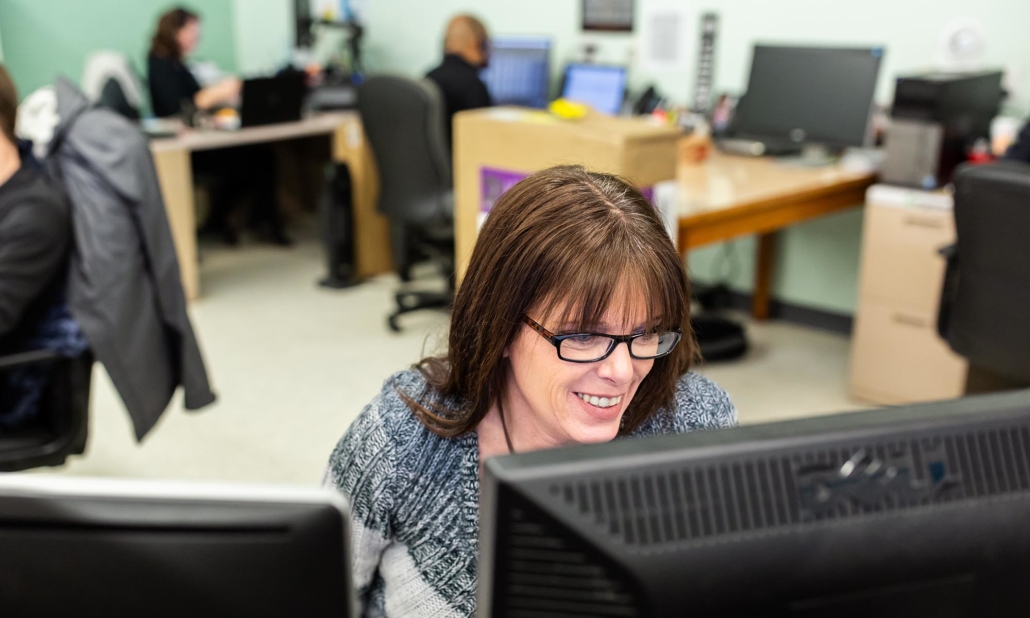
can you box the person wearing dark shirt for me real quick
[0,64,70,354]
[147,7,239,118]
[425,15,493,150]
[147,7,289,246]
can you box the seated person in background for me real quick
[147,6,239,118]
[0,63,70,355]
[425,14,493,150]
[325,166,737,617]
[147,7,290,246]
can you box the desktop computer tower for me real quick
[883,70,1003,189]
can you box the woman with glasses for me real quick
[325,165,736,618]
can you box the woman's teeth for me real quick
[576,393,623,408]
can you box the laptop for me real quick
[240,72,307,127]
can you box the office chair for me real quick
[938,161,1030,393]
[358,76,454,331]
[81,51,144,120]
[0,350,92,472]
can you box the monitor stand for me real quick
[775,144,841,168]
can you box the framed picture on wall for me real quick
[582,0,635,32]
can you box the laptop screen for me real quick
[561,64,626,116]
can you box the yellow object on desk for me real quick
[548,98,589,120]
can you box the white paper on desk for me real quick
[638,1,689,73]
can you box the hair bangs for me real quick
[534,224,684,336]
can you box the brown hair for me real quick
[0,64,18,143]
[409,165,697,437]
[149,6,199,60]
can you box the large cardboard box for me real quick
[453,107,682,278]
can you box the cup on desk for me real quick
[678,132,713,165]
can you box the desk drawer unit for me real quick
[850,299,967,404]
[849,186,967,404]
[856,199,956,313]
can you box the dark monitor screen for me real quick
[0,477,354,617]
[731,45,884,149]
[479,389,1030,617]
[480,36,552,109]
[561,64,627,116]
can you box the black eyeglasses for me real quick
[522,315,682,363]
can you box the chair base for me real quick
[318,275,364,290]
[388,291,452,332]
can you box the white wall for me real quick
[356,0,1030,110]
[232,0,1030,108]
[232,0,293,76]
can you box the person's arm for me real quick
[0,197,70,337]
[323,393,401,614]
[193,78,241,111]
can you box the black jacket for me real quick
[0,145,70,353]
[147,53,201,118]
[425,54,492,148]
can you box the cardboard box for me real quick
[453,107,682,278]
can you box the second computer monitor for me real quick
[561,64,627,116]
[480,35,552,109]
[479,389,1030,616]
[731,45,884,151]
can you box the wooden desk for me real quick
[677,153,877,319]
[150,112,391,301]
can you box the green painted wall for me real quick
[0,0,237,99]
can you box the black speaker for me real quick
[318,162,362,289]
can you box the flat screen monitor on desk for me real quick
[0,476,354,617]
[726,45,883,155]
[561,64,627,116]
[480,35,552,109]
[479,389,1030,617]
[241,72,308,127]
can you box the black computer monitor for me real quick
[0,476,354,617]
[729,45,884,153]
[561,64,627,116]
[479,36,552,109]
[479,389,1030,617]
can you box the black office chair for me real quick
[938,161,1030,393]
[97,77,141,120]
[358,75,454,331]
[0,350,92,472]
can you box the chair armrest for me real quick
[0,349,64,371]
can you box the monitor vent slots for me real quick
[551,423,1030,548]
[499,501,641,617]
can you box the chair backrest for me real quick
[357,75,452,224]
[944,162,1030,381]
[81,51,145,114]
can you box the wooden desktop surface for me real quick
[149,112,357,153]
[150,112,391,301]
[675,151,877,318]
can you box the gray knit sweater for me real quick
[324,369,737,618]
